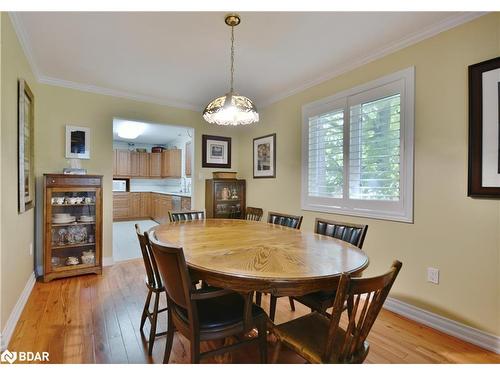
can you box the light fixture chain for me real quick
[230,25,234,92]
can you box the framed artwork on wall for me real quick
[202,134,231,168]
[65,125,91,159]
[18,79,35,213]
[253,133,276,178]
[468,56,500,197]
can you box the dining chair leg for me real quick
[288,297,295,311]
[255,292,262,306]
[269,295,277,322]
[271,340,282,364]
[163,310,174,364]
[191,336,201,364]
[257,317,268,363]
[140,289,152,332]
[148,291,160,355]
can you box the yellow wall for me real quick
[0,13,38,332]
[0,12,242,332]
[238,13,500,336]
[35,84,241,266]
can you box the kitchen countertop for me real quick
[129,190,191,198]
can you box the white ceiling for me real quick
[113,118,193,144]
[11,12,483,110]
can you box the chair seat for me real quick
[272,312,368,364]
[175,293,266,330]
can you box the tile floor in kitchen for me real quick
[112,219,158,262]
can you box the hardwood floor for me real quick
[8,259,500,364]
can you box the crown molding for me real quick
[9,11,488,111]
[8,12,41,79]
[8,11,201,112]
[259,12,488,108]
[37,75,201,111]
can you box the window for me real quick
[301,67,414,222]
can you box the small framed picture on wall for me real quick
[253,133,276,178]
[65,125,90,159]
[202,134,231,168]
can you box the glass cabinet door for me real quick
[49,189,98,272]
[214,181,242,218]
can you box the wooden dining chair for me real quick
[271,260,402,364]
[135,224,168,355]
[245,207,264,221]
[267,211,303,229]
[147,231,268,364]
[259,211,304,320]
[291,218,368,315]
[169,210,205,222]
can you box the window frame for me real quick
[301,67,415,223]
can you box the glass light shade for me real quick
[203,92,259,126]
[116,121,146,139]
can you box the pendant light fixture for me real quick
[203,14,259,126]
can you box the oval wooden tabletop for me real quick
[153,219,369,296]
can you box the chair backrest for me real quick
[147,230,194,311]
[324,260,403,363]
[267,211,303,229]
[135,224,163,289]
[245,207,263,221]
[314,218,368,249]
[169,210,205,222]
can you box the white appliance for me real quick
[113,180,127,192]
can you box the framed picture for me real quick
[65,125,90,159]
[18,79,35,213]
[468,56,500,197]
[202,134,231,168]
[253,133,276,178]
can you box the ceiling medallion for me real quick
[202,14,259,126]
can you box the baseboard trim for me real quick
[0,272,36,352]
[384,297,500,354]
[103,257,114,267]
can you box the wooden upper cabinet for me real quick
[139,153,150,177]
[116,150,131,176]
[129,152,140,177]
[162,149,182,178]
[150,153,162,177]
[185,141,192,177]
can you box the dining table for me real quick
[152,218,369,298]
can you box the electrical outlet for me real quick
[427,267,439,284]
[29,242,33,256]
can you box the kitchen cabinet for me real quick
[205,179,246,219]
[139,152,150,177]
[129,192,141,217]
[113,191,189,222]
[115,150,131,176]
[171,196,181,211]
[140,192,151,217]
[150,153,162,177]
[161,149,182,178]
[185,141,192,177]
[113,192,129,219]
[129,152,140,177]
[181,196,191,211]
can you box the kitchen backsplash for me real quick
[130,178,192,194]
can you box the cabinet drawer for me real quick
[46,175,102,187]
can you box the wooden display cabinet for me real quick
[43,174,103,282]
[205,179,246,219]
